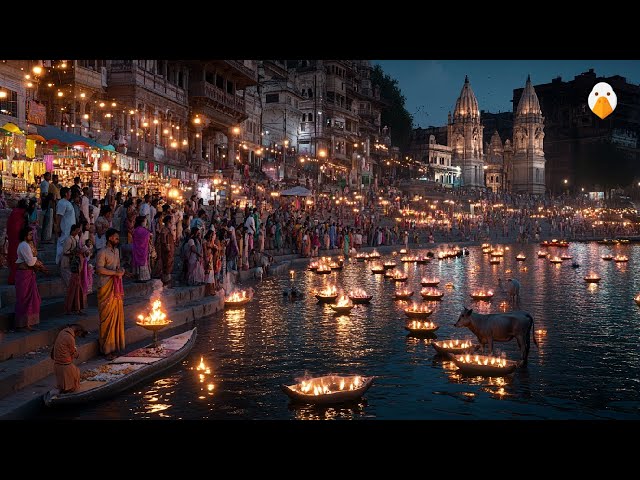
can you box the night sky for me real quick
[374,60,640,128]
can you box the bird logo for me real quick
[588,82,617,119]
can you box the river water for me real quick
[38,243,640,420]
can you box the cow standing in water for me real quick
[454,308,538,366]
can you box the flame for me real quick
[408,320,436,330]
[421,277,439,285]
[549,256,562,263]
[297,376,364,396]
[585,273,600,281]
[516,253,526,259]
[614,255,629,262]
[226,290,249,303]
[318,285,338,296]
[421,288,442,297]
[538,251,548,257]
[339,379,345,390]
[406,303,431,314]
[438,339,471,350]
[349,288,369,298]
[137,299,171,326]
[384,261,397,267]
[335,295,353,308]
[471,290,494,298]
[457,354,508,368]
[400,248,407,254]
[196,356,206,371]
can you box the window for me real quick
[0,88,18,117]
[308,88,313,98]
[227,81,234,95]
[265,94,279,104]
[216,74,224,89]
[302,113,306,122]
[308,113,313,122]
[300,123,306,132]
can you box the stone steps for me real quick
[0,282,221,402]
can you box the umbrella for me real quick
[279,186,312,197]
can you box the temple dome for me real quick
[516,75,542,116]
[453,75,479,120]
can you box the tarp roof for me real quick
[35,124,107,149]
[279,186,312,197]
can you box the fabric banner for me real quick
[139,160,146,173]
[44,154,55,172]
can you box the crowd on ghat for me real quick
[2,167,639,362]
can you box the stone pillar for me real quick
[195,125,203,162]
[227,128,235,169]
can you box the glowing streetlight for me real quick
[232,126,240,135]
[32,65,43,75]
[193,116,201,125]
[318,149,327,158]
[101,162,112,173]
[564,179,568,184]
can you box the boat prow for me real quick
[44,328,197,407]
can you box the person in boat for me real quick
[95,228,125,360]
[50,323,87,393]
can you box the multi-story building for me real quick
[0,61,34,130]
[513,68,640,193]
[407,128,458,187]
[448,76,485,188]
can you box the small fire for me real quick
[439,339,472,349]
[421,277,440,285]
[406,303,432,314]
[226,290,249,303]
[400,248,407,254]
[371,263,385,272]
[471,290,494,299]
[421,288,443,297]
[318,285,338,296]
[491,250,504,257]
[348,288,369,298]
[516,253,526,260]
[445,282,454,289]
[602,255,613,260]
[499,301,509,312]
[549,256,563,263]
[395,289,413,297]
[334,295,353,308]
[584,273,600,282]
[614,255,629,262]
[393,271,408,280]
[407,320,437,330]
[457,354,508,368]
[384,261,397,267]
[136,299,171,326]
[538,251,548,257]
[635,294,640,305]
[297,376,363,396]
[369,250,380,258]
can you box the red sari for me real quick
[7,207,27,285]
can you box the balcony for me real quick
[107,62,187,106]
[224,60,258,85]
[190,81,247,125]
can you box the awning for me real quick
[26,134,46,142]
[2,122,25,134]
[35,124,106,149]
[280,186,312,197]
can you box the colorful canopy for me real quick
[35,124,107,149]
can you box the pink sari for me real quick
[14,269,41,328]
[132,227,150,268]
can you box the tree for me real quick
[371,65,413,153]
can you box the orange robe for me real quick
[52,327,80,392]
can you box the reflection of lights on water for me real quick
[199,374,204,382]
[536,329,547,336]
[207,384,215,392]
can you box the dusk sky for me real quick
[374,60,640,128]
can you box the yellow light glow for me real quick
[57,91,63,97]
[32,65,43,75]
[232,126,240,135]
[101,162,111,172]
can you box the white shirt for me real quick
[244,216,255,235]
[16,241,37,266]
[140,202,151,223]
[56,198,76,237]
[40,179,49,196]
[81,195,90,224]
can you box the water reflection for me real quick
[40,243,640,420]
[291,400,369,420]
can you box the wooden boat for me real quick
[392,274,408,282]
[601,254,614,261]
[613,255,629,263]
[382,262,396,270]
[370,264,385,274]
[431,339,475,356]
[394,290,414,300]
[315,266,332,274]
[537,251,548,258]
[348,295,373,304]
[405,320,439,335]
[316,293,338,303]
[584,275,601,283]
[560,254,572,260]
[540,239,569,248]
[404,305,433,318]
[489,258,501,265]
[420,278,440,287]
[281,375,374,405]
[415,257,429,264]
[368,251,381,259]
[224,289,254,308]
[330,304,354,314]
[451,354,518,377]
[420,288,444,300]
[308,263,319,271]
[470,291,494,301]
[328,262,343,271]
[43,328,197,407]
[516,254,526,261]
[549,256,563,264]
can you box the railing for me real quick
[225,60,258,83]
[108,63,187,104]
[190,81,246,113]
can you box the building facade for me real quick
[511,76,546,194]
[448,76,484,188]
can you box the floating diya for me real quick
[420,287,444,300]
[584,273,601,283]
[348,288,373,304]
[452,354,518,376]
[431,339,475,356]
[421,277,440,287]
[383,261,397,269]
[394,289,414,300]
[308,261,320,271]
[537,250,549,258]
[400,248,408,254]
[355,252,369,261]
[415,256,429,264]
[384,269,397,278]
[224,288,254,308]
[560,254,573,260]
[445,282,455,289]
[315,285,338,302]
[601,254,614,261]
[614,255,629,263]
[392,271,409,282]
[316,264,332,274]
[635,293,640,306]
[330,295,355,313]
[405,320,439,335]
[490,250,504,257]
[371,263,385,274]
[549,256,563,264]
[369,250,381,259]
[516,253,526,261]
[400,256,416,263]
[489,258,501,265]
[404,303,433,318]
[328,261,342,271]
[281,375,374,405]
[470,290,494,301]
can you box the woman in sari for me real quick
[64,224,87,315]
[14,226,48,330]
[7,199,28,285]
[132,215,151,282]
[158,215,175,287]
[187,226,205,285]
[203,230,215,295]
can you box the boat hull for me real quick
[44,328,197,407]
[451,358,517,377]
[281,376,374,405]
